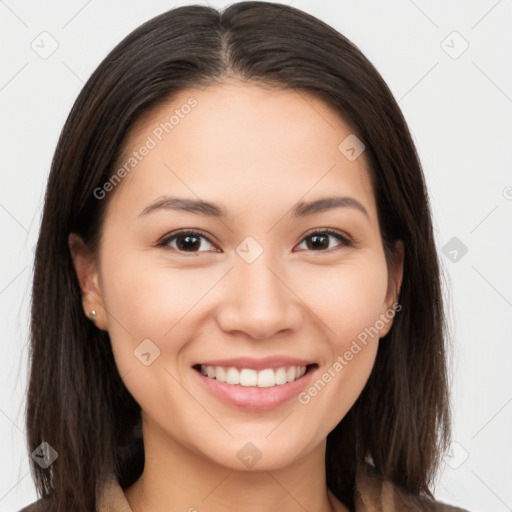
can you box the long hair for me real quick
[26,2,450,510]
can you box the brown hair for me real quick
[25,2,450,510]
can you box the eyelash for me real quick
[157,228,354,255]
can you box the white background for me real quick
[1,1,511,511]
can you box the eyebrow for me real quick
[138,195,370,219]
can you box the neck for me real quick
[124,416,346,512]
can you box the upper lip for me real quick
[194,356,316,371]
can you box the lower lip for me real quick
[193,366,317,411]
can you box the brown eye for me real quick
[296,229,352,252]
[159,230,217,254]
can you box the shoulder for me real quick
[17,496,55,512]
[16,473,130,512]
[354,462,471,512]
[17,500,46,512]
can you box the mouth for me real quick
[192,363,318,388]
[191,361,319,410]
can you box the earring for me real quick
[89,310,97,322]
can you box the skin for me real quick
[70,80,403,512]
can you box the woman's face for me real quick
[73,80,402,471]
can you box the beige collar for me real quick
[97,464,468,512]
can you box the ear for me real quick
[378,240,404,338]
[68,233,108,331]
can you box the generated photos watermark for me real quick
[93,97,198,200]
[297,302,402,405]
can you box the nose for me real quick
[215,253,303,340]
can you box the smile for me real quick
[192,361,318,410]
[198,364,308,388]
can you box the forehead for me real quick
[108,80,377,222]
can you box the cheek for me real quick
[97,250,201,413]
[100,246,209,334]
[98,244,226,385]
[296,255,389,342]
[295,261,386,432]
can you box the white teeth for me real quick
[226,367,240,385]
[274,367,287,385]
[215,366,227,383]
[258,368,275,388]
[240,369,257,386]
[199,364,308,387]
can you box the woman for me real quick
[20,2,469,511]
